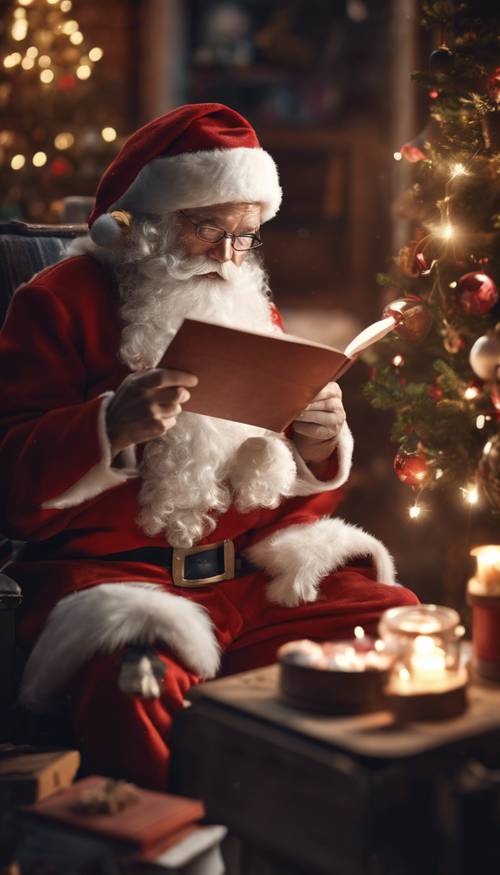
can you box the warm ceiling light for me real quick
[11,154,26,170]
[33,151,47,167]
[101,126,117,142]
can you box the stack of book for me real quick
[17,775,226,874]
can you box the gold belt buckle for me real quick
[172,538,235,588]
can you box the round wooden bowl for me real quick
[278,656,389,715]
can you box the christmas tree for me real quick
[0,0,122,222]
[364,0,500,522]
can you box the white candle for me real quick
[471,545,500,591]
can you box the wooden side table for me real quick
[170,665,500,875]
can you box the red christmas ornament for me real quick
[414,251,430,274]
[383,295,433,343]
[58,73,77,91]
[457,272,499,316]
[50,157,71,178]
[394,451,430,487]
[400,143,427,163]
[428,384,443,400]
[487,67,500,104]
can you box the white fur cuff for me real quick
[289,421,354,496]
[245,517,397,607]
[41,393,138,510]
[20,583,221,712]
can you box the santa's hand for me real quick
[292,382,346,463]
[106,368,198,457]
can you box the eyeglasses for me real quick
[180,211,263,251]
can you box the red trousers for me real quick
[71,568,418,790]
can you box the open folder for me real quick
[159,316,396,433]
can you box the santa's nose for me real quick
[208,236,234,263]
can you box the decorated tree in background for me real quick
[0,0,122,221]
[364,0,500,522]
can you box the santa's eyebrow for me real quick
[190,214,260,234]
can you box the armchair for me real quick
[0,220,87,721]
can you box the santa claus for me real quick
[0,103,417,789]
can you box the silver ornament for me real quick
[469,326,500,381]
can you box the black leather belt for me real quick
[98,538,254,587]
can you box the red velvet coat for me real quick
[0,254,412,712]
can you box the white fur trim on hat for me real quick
[113,147,282,223]
[20,582,221,712]
[245,517,398,608]
[41,393,138,510]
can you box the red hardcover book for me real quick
[19,775,205,871]
[159,316,396,431]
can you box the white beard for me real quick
[112,216,297,548]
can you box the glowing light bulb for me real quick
[450,162,466,178]
[17,0,33,6]
[38,55,51,68]
[464,386,480,400]
[76,64,91,79]
[32,151,47,167]
[40,69,54,83]
[62,19,79,34]
[26,46,38,58]
[21,56,35,69]
[12,19,28,40]
[70,31,83,45]
[484,440,493,455]
[441,224,454,241]
[393,151,402,161]
[462,484,479,505]
[54,131,74,150]
[434,468,444,480]
[11,154,26,170]
[89,47,103,62]
[60,0,72,9]
[3,53,22,68]
[101,126,117,142]
[409,504,421,519]
[354,626,365,640]
[476,415,486,430]
[449,281,457,288]
[392,354,404,368]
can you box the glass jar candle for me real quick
[378,604,467,720]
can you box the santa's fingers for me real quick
[297,398,344,419]
[295,409,346,429]
[151,401,183,420]
[151,386,191,406]
[293,420,342,440]
[139,368,199,392]
[308,382,342,403]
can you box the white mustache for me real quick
[166,254,238,282]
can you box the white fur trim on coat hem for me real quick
[41,393,138,510]
[245,517,398,608]
[113,147,282,224]
[288,421,354,496]
[20,582,221,712]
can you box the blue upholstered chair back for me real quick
[0,220,87,326]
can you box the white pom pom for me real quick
[89,213,124,248]
[228,436,296,512]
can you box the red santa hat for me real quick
[89,102,282,246]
